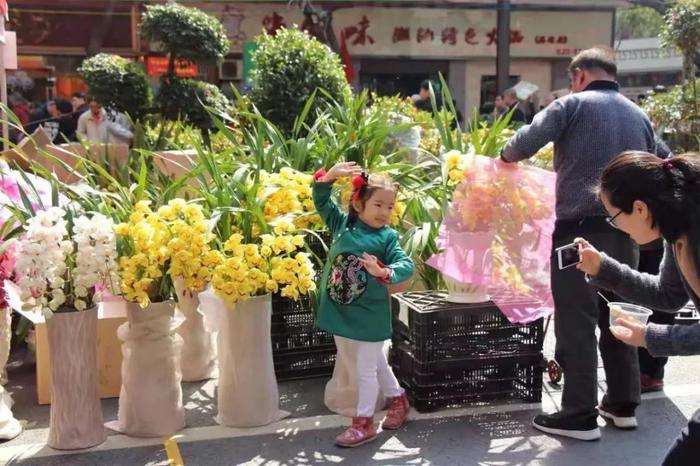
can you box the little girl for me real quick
[313,161,414,448]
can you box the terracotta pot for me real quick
[198,290,288,427]
[46,307,105,449]
[108,301,185,437]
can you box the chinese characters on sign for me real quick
[146,57,198,78]
[224,7,612,59]
[383,23,566,49]
[344,15,375,45]
[262,12,285,35]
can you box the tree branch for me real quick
[627,0,669,15]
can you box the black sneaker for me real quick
[598,404,638,429]
[532,413,601,441]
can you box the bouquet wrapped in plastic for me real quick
[427,153,556,323]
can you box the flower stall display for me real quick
[161,199,219,382]
[427,153,556,323]
[107,200,185,438]
[199,218,317,427]
[11,208,119,449]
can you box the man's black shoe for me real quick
[532,412,601,441]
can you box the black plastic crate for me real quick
[676,302,700,325]
[272,294,315,317]
[270,294,335,352]
[273,346,336,381]
[271,329,335,351]
[306,230,331,264]
[390,343,542,412]
[392,291,544,361]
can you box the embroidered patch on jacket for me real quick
[327,253,367,305]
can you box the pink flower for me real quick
[0,242,17,309]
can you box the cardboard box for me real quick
[0,135,129,184]
[45,142,130,184]
[0,127,52,171]
[153,148,208,190]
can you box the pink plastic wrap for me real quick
[1,159,53,226]
[427,155,556,323]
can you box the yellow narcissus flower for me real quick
[211,231,316,305]
[115,223,130,236]
[390,199,406,226]
[257,169,319,229]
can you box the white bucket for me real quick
[444,275,490,303]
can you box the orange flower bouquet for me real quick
[427,153,556,322]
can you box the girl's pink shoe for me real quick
[382,393,410,430]
[335,416,377,447]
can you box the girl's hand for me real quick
[609,318,648,348]
[324,162,363,182]
[574,237,602,276]
[359,252,390,279]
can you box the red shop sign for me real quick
[146,56,198,78]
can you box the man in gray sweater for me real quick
[501,47,670,441]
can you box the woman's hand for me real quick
[609,318,648,348]
[323,162,363,182]
[359,252,390,279]
[575,237,602,277]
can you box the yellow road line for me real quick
[163,436,184,466]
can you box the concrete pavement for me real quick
[1,329,698,466]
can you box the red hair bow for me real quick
[351,174,367,201]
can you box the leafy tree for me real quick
[250,28,350,134]
[78,53,152,119]
[140,2,231,130]
[157,77,230,130]
[616,7,664,39]
[661,0,700,81]
[140,2,230,75]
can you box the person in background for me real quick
[500,46,671,442]
[76,98,133,146]
[71,92,89,121]
[8,93,32,143]
[25,101,50,135]
[576,151,700,465]
[480,101,496,123]
[541,93,558,111]
[635,237,674,393]
[413,79,443,114]
[42,98,77,144]
[503,88,527,124]
[8,93,31,127]
[494,94,507,117]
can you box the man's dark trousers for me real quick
[551,217,640,419]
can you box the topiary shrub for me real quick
[157,77,230,129]
[78,53,152,119]
[661,0,700,81]
[250,27,350,134]
[643,80,700,152]
[140,2,230,71]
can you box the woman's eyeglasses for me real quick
[605,210,623,228]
